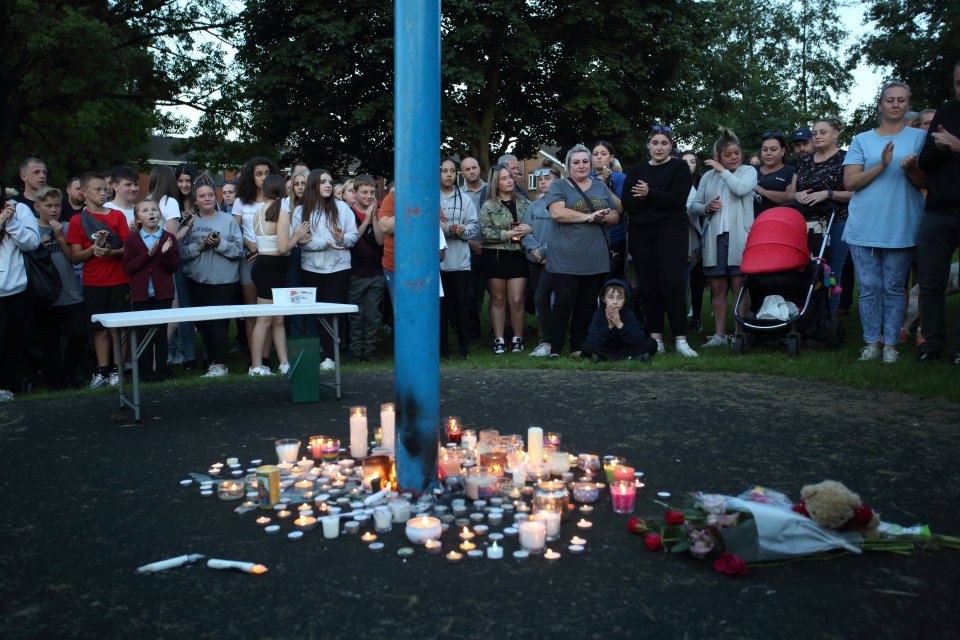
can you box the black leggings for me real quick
[188,280,236,366]
[0,291,29,391]
[35,302,88,388]
[440,270,472,356]
[300,269,351,359]
[546,272,607,355]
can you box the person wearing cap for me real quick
[789,128,813,166]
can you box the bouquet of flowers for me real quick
[630,486,960,577]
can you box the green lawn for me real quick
[18,288,959,404]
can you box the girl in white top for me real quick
[233,157,279,362]
[248,175,309,376]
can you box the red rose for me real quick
[644,533,663,551]
[628,517,649,534]
[712,552,748,576]
[665,510,685,526]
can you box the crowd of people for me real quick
[1,68,959,399]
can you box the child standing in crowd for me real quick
[123,200,180,381]
[347,174,385,361]
[0,198,41,399]
[181,179,243,378]
[104,165,140,227]
[66,172,131,388]
[34,187,87,389]
[581,279,658,362]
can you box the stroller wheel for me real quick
[732,334,747,356]
[786,334,801,358]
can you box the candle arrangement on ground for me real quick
[179,415,655,569]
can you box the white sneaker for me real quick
[89,373,107,389]
[858,345,881,361]
[248,365,273,377]
[570,350,582,359]
[278,361,290,375]
[676,341,699,357]
[882,347,898,364]
[655,339,665,354]
[529,342,551,357]
[702,335,728,348]
[0,389,15,402]
[107,372,120,387]
[319,358,336,372]
[203,364,228,378]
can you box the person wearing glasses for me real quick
[754,131,795,217]
[480,162,533,354]
[293,169,359,371]
[522,163,561,356]
[785,118,853,313]
[543,144,621,358]
[592,141,628,278]
[842,81,926,364]
[688,128,758,348]
[622,126,698,357]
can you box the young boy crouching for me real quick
[581,279,658,362]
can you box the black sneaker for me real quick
[915,351,940,363]
[493,338,505,355]
[511,337,524,353]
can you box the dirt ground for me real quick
[1,369,958,639]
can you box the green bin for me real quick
[288,338,320,403]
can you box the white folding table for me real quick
[92,302,358,421]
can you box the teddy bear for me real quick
[791,480,880,535]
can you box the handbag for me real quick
[23,242,62,306]
[567,178,617,272]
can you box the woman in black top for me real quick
[622,127,698,357]
[754,132,795,217]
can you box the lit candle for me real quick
[405,516,443,544]
[459,526,475,541]
[612,465,635,483]
[461,429,477,451]
[389,499,411,523]
[309,435,325,459]
[373,506,393,533]
[610,480,637,514]
[277,510,291,519]
[527,427,544,469]
[576,519,593,530]
[217,481,244,501]
[518,519,546,553]
[349,406,368,458]
[380,403,395,453]
[293,516,317,532]
[544,432,561,447]
[445,551,463,564]
[570,536,587,546]
[294,479,313,492]
[255,516,271,525]
[544,549,561,563]
[548,451,570,475]
[535,510,561,540]
[424,539,443,554]
[360,532,377,544]
[206,559,268,574]
[579,505,594,514]
[459,540,476,551]
[487,541,504,560]
[274,438,301,464]
[445,416,462,444]
[604,457,626,483]
[320,438,340,462]
[208,467,221,476]
[297,457,315,472]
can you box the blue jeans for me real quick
[826,220,848,315]
[383,269,395,301]
[171,261,197,361]
[849,244,913,346]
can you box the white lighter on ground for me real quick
[206,558,268,574]
[137,553,205,574]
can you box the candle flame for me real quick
[250,564,268,574]
[421,515,429,525]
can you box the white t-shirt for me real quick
[234,198,261,245]
[104,201,135,226]
[156,195,181,224]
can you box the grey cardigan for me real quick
[687,165,758,268]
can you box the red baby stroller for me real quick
[732,206,844,357]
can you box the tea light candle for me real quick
[294,516,317,531]
[373,506,393,533]
[277,510,292,519]
[349,406,368,458]
[208,467,221,476]
[276,462,293,475]
[446,551,464,564]
[570,536,587,546]
[458,526,475,541]
[473,524,489,536]
[264,525,280,534]
[343,521,360,535]
[568,544,585,554]
[380,403,395,453]
[579,505,594,514]
[503,526,518,537]
[294,479,313,492]
[405,516,442,544]
[297,457,315,472]
[217,481,244,501]
[487,541,504,560]
[360,532,377,544]
[424,539,443,554]
[513,550,529,562]
[368,542,385,553]
[255,516,271,525]
[544,549,561,563]
[460,541,477,552]
[467,549,484,560]
[287,531,304,541]
[576,519,593,530]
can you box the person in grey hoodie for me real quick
[440,158,479,358]
[292,169,359,370]
[181,180,243,377]
[522,164,560,355]
[0,198,41,397]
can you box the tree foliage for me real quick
[1,0,231,186]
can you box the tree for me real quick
[1,0,231,186]
[852,0,960,111]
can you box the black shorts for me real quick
[251,254,291,300]
[84,284,131,331]
[481,248,528,280]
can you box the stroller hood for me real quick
[741,207,809,274]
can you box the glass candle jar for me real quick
[534,480,571,522]
[464,466,498,501]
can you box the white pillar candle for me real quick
[380,403,395,454]
[527,426,544,466]
[518,519,546,553]
[535,510,561,540]
[206,558,268,574]
[349,406,368,458]
[320,515,340,539]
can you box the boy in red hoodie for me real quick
[123,200,179,381]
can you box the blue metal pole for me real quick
[394,0,440,494]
